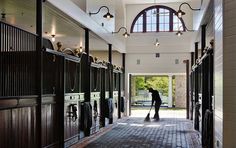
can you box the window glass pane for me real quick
[159,16,164,23]
[173,15,178,23]
[152,24,156,31]
[133,25,138,32]
[165,24,170,31]
[164,9,170,15]
[159,24,164,31]
[138,25,143,31]
[159,8,164,13]
[147,16,151,23]
[132,7,185,32]
[152,16,156,22]
[173,13,184,31]
[165,16,169,23]
[147,24,151,31]
[173,24,178,31]
[133,14,143,32]
[146,8,157,32]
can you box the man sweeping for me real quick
[148,88,162,121]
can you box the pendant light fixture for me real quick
[89,6,114,20]
[154,38,160,46]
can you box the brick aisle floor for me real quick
[73,109,201,148]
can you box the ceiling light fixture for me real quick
[175,0,203,18]
[154,38,160,46]
[89,6,114,20]
[112,27,130,38]
[51,35,55,42]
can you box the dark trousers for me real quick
[154,101,162,120]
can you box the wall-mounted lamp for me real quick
[79,46,83,53]
[74,46,83,55]
[175,1,203,18]
[51,35,55,42]
[175,26,195,36]
[1,12,6,21]
[112,27,130,38]
[89,6,114,20]
[154,38,160,46]
[176,31,183,37]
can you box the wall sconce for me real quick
[51,35,55,42]
[154,38,160,46]
[176,31,183,37]
[112,27,130,38]
[79,46,83,53]
[1,12,6,21]
[89,6,114,20]
[175,1,202,18]
[175,26,195,36]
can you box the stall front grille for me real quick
[0,21,37,97]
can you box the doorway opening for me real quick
[130,75,187,119]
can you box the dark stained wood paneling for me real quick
[0,104,37,148]
[41,97,60,147]
[64,100,79,143]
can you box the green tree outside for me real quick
[131,76,175,97]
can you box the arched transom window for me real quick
[131,5,186,33]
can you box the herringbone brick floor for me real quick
[74,109,201,148]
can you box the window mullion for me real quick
[143,11,146,32]
[170,12,173,32]
[157,8,159,32]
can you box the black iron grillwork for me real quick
[0,21,37,96]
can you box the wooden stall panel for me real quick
[0,106,37,148]
[64,96,80,147]
[42,100,60,147]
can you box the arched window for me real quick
[131,5,186,33]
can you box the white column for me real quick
[168,75,173,108]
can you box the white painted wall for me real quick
[214,0,223,147]
[71,0,86,11]
[90,51,123,67]
[126,32,194,53]
[192,0,211,30]
[125,53,190,74]
[223,0,236,147]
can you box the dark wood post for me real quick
[108,44,113,98]
[191,52,194,67]
[122,53,125,90]
[184,60,190,119]
[195,42,198,63]
[201,25,206,56]
[85,28,90,102]
[36,0,43,147]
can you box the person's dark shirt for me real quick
[151,90,162,106]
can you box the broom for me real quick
[144,105,153,122]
